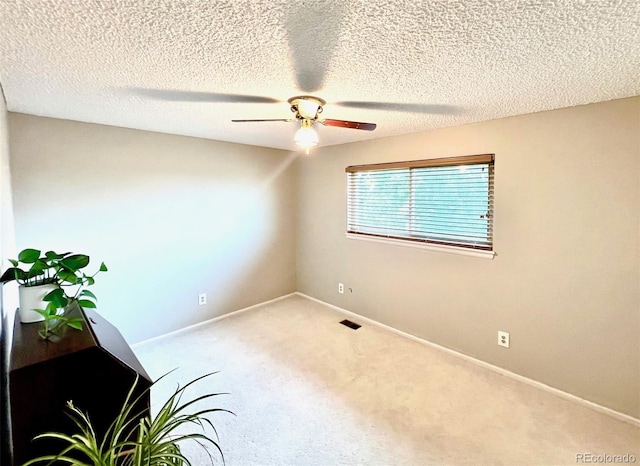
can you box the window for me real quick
[346,154,494,252]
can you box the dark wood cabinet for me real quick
[8,305,151,465]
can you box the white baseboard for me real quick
[131,292,297,349]
[295,292,640,428]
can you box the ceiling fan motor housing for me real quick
[288,96,326,119]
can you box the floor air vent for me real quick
[340,319,361,330]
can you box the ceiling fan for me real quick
[126,86,459,153]
[231,95,376,154]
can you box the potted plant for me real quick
[0,248,60,323]
[1,248,107,339]
[23,372,233,466]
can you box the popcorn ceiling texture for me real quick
[0,0,638,151]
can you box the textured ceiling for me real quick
[1,0,639,151]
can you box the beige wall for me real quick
[6,98,639,418]
[1,84,17,465]
[1,87,17,295]
[296,97,640,418]
[8,114,297,343]
[1,86,18,325]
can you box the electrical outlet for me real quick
[338,283,344,294]
[498,331,510,348]
[198,293,207,306]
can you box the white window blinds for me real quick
[346,154,494,251]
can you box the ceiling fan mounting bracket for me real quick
[288,95,326,120]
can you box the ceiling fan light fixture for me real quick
[231,95,376,154]
[294,119,319,153]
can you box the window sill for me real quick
[345,233,496,259]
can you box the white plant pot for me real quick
[18,284,56,323]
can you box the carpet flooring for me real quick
[133,294,639,465]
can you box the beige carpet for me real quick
[133,294,639,465]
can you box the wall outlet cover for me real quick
[498,330,510,348]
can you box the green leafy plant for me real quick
[23,372,233,466]
[0,248,59,286]
[36,253,107,340]
[1,248,108,340]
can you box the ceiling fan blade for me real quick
[335,101,459,115]
[231,119,293,123]
[126,87,280,104]
[319,119,377,131]
[284,3,345,92]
